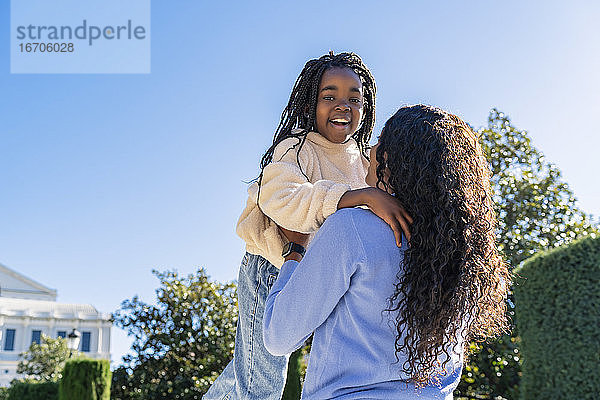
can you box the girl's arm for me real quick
[257,138,351,233]
[338,188,412,246]
[259,138,412,242]
[259,160,349,233]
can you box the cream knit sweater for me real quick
[236,130,369,268]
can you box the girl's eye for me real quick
[323,96,334,101]
[350,98,361,103]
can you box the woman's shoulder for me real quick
[327,208,405,252]
[325,208,386,234]
[332,207,386,221]
[329,207,371,220]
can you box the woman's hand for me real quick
[337,187,412,246]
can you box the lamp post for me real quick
[66,328,80,358]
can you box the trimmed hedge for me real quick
[59,359,111,400]
[514,235,600,400]
[7,380,58,400]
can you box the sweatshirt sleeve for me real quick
[263,209,365,356]
[257,137,351,234]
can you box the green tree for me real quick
[17,335,74,382]
[111,268,237,400]
[455,109,599,399]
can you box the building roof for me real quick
[0,297,111,321]
[0,263,57,300]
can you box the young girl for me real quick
[203,52,411,400]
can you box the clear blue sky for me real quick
[1,0,599,366]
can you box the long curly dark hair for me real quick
[258,51,376,176]
[376,105,510,385]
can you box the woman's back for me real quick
[264,208,464,399]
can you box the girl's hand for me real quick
[278,226,310,248]
[337,187,412,246]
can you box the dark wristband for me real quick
[282,242,306,258]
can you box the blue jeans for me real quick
[203,253,289,400]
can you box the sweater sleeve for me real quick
[263,209,365,356]
[256,137,351,234]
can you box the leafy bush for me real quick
[17,335,73,382]
[59,359,111,400]
[7,380,58,400]
[112,268,237,399]
[514,235,600,400]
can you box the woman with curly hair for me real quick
[263,104,510,399]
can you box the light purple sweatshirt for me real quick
[263,208,464,399]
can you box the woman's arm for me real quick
[263,210,365,356]
[338,187,413,245]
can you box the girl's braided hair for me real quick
[377,105,510,386]
[258,51,376,179]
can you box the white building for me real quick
[0,263,111,386]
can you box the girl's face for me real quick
[315,67,364,143]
